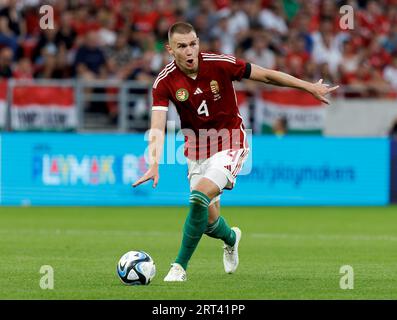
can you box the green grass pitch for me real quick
[0,206,396,299]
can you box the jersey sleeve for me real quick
[152,80,170,112]
[222,56,251,81]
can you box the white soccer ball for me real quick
[116,250,156,285]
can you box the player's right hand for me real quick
[132,165,159,188]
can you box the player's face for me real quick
[167,32,199,75]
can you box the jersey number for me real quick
[197,100,209,117]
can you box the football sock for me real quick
[175,190,210,270]
[205,216,236,247]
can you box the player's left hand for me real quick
[310,79,339,104]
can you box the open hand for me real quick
[310,79,339,104]
[132,165,159,188]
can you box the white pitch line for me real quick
[0,229,178,237]
[251,233,397,242]
[0,229,396,242]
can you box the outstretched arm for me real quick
[132,110,167,188]
[249,64,339,104]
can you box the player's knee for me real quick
[192,187,214,200]
[192,179,220,200]
[208,201,220,224]
[207,213,218,224]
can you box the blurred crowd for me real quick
[1,0,397,100]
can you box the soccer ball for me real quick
[116,250,156,285]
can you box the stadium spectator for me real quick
[292,13,314,53]
[272,116,288,137]
[131,1,160,34]
[318,62,337,85]
[154,16,172,53]
[73,30,108,116]
[311,18,342,77]
[0,0,25,38]
[339,40,361,80]
[343,61,391,97]
[34,45,69,79]
[186,0,218,38]
[357,0,389,37]
[71,5,100,37]
[74,31,107,80]
[22,4,41,37]
[224,0,250,45]
[0,0,397,125]
[240,0,263,30]
[104,32,134,80]
[285,33,310,78]
[244,31,275,69]
[383,55,397,91]
[282,0,300,21]
[13,56,33,79]
[0,15,19,55]
[96,7,117,47]
[0,46,13,78]
[319,0,338,21]
[258,0,288,36]
[55,11,77,51]
[302,60,318,82]
[127,50,157,83]
[155,0,179,27]
[32,27,59,65]
[0,0,395,87]
[383,23,397,54]
[209,13,236,54]
[389,117,397,139]
[299,0,320,33]
[366,37,392,71]
[189,12,213,45]
[210,0,249,54]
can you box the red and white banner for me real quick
[0,81,7,129]
[11,86,77,130]
[253,89,325,133]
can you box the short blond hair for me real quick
[168,22,196,42]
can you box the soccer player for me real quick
[133,22,338,282]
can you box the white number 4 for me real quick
[197,100,209,117]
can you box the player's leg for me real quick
[208,199,220,224]
[190,170,236,247]
[202,169,242,274]
[205,200,237,248]
[165,149,248,281]
[175,177,220,267]
[164,177,220,281]
[203,149,249,273]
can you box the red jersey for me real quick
[152,52,250,160]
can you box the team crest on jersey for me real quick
[176,88,189,101]
[210,80,221,101]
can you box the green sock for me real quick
[175,190,210,270]
[205,216,236,247]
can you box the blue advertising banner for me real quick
[391,140,397,203]
[0,133,189,206]
[223,136,390,206]
[0,134,390,206]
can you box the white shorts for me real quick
[187,148,250,205]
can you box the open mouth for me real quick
[186,59,194,66]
